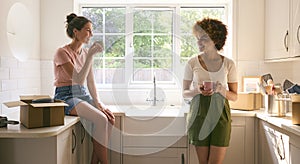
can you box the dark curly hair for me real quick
[193,18,228,50]
[65,13,92,39]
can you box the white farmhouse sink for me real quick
[122,105,187,117]
[116,105,188,136]
[108,105,189,155]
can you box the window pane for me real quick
[132,8,174,82]
[154,59,172,68]
[105,35,125,57]
[180,35,198,58]
[133,59,151,81]
[134,10,152,33]
[133,35,151,57]
[82,7,126,85]
[82,7,103,33]
[105,59,125,84]
[105,8,126,33]
[180,7,225,34]
[153,35,172,57]
[154,68,173,81]
[153,10,173,33]
[94,59,103,84]
[180,7,226,63]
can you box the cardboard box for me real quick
[229,92,262,110]
[4,95,67,128]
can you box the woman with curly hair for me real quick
[182,18,238,164]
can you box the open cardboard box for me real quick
[229,92,262,110]
[4,95,68,128]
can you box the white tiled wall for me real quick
[0,56,41,115]
[40,60,55,96]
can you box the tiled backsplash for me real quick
[0,56,41,115]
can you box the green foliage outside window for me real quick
[82,6,225,84]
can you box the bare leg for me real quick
[208,146,227,164]
[91,150,98,164]
[195,146,209,164]
[92,138,108,164]
[70,101,111,164]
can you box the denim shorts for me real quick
[54,85,94,115]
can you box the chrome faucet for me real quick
[146,73,159,106]
[153,74,157,106]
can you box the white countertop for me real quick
[0,111,80,138]
[255,110,300,137]
[1,106,300,139]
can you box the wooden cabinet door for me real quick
[223,126,245,163]
[78,122,92,164]
[57,126,72,164]
[258,120,290,164]
[189,117,254,164]
[265,0,290,60]
[290,0,300,57]
[109,116,123,164]
[290,144,300,164]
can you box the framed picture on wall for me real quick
[242,76,261,93]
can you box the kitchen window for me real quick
[80,4,230,88]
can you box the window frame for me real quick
[78,3,231,90]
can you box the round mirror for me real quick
[6,2,34,61]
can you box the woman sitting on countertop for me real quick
[53,13,115,164]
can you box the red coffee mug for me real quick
[203,81,215,91]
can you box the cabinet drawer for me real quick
[231,117,246,126]
[123,135,187,148]
[123,148,187,164]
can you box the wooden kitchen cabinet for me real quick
[290,144,300,164]
[123,136,188,164]
[123,147,187,164]
[290,0,300,57]
[265,0,300,60]
[265,0,290,60]
[71,122,92,164]
[289,130,300,164]
[57,122,92,164]
[0,121,91,164]
[257,120,290,164]
[189,116,255,164]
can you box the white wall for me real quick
[0,0,41,115]
[40,0,74,95]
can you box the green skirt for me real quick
[186,93,231,147]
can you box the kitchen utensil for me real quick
[258,82,266,95]
[261,73,273,85]
[265,85,273,95]
[274,83,283,95]
[0,116,19,128]
[283,79,294,91]
[264,93,291,117]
